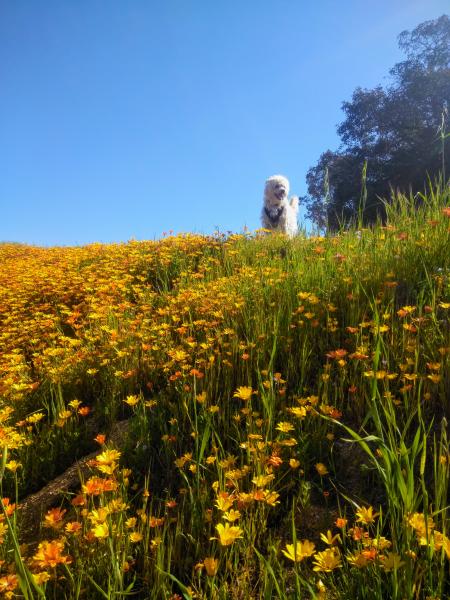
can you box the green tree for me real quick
[304,14,450,230]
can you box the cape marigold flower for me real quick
[347,551,369,568]
[215,494,234,512]
[71,494,86,506]
[312,548,342,572]
[65,521,82,535]
[252,474,275,488]
[33,539,72,568]
[223,509,241,522]
[233,386,253,401]
[407,512,435,537]
[92,522,110,539]
[88,507,109,524]
[0,521,8,543]
[0,574,18,593]
[92,477,117,495]
[355,506,379,525]
[33,571,51,585]
[289,406,307,418]
[427,374,441,384]
[320,530,342,546]
[96,449,121,466]
[212,522,243,546]
[381,552,405,571]
[124,395,139,407]
[276,421,295,433]
[203,557,219,577]
[282,540,315,562]
[44,508,66,529]
[335,517,347,529]
[315,463,329,476]
[5,460,21,472]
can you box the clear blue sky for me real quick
[1,1,448,246]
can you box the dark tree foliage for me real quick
[304,15,450,230]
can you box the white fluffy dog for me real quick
[261,175,299,237]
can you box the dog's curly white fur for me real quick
[261,175,299,237]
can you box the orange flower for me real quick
[33,539,72,568]
[0,574,18,593]
[44,507,66,529]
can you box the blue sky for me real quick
[1,1,448,245]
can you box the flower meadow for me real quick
[1,187,450,599]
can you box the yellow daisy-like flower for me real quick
[276,422,295,433]
[312,548,342,572]
[129,531,143,543]
[355,505,379,525]
[211,523,243,546]
[124,395,139,407]
[381,552,405,571]
[5,460,21,473]
[96,449,121,466]
[203,557,219,576]
[320,530,342,546]
[315,463,329,476]
[233,386,254,401]
[92,522,110,539]
[223,509,241,523]
[282,540,316,562]
[215,495,234,512]
[252,473,275,488]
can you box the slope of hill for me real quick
[0,187,449,598]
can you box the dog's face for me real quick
[264,175,289,208]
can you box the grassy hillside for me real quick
[1,187,450,599]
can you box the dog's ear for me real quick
[290,196,299,210]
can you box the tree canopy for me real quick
[303,14,450,230]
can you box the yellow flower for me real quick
[92,522,110,539]
[96,449,121,466]
[407,512,434,537]
[320,530,342,546]
[215,495,234,512]
[315,463,329,476]
[5,460,21,472]
[212,523,243,546]
[124,395,139,406]
[288,406,307,419]
[289,458,301,469]
[125,517,137,529]
[203,557,219,576]
[233,386,254,401]
[33,571,51,585]
[276,421,295,433]
[196,391,207,404]
[129,531,143,543]
[223,509,241,522]
[347,551,370,568]
[355,505,379,525]
[381,552,405,571]
[312,548,342,572]
[282,540,315,562]
[88,507,109,524]
[252,473,275,488]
